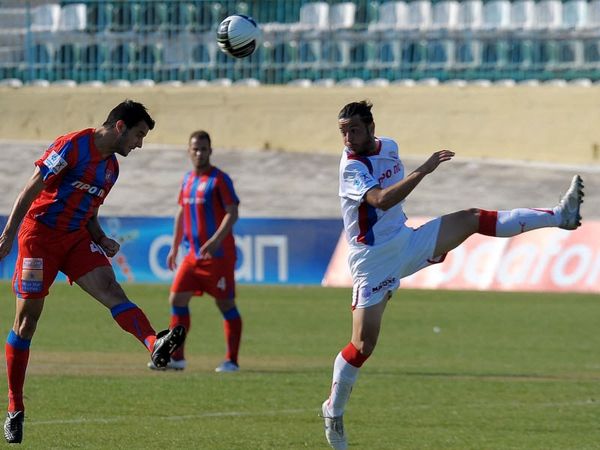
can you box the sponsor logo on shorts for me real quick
[372,276,397,293]
[43,151,68,174]
[360,285,371,299]
[21,263,43,294]
[23,258,43,270]
[71,181,106,198]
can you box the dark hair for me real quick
[189,130,211,147]
[338,100,374,126]
[103,100,155,130]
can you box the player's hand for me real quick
[167,249,178,271]
[0,233,14,261]
[99,236,120,258]
[418,150,455,174]
[200,240,219,259]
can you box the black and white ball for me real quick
[217,14,260,58]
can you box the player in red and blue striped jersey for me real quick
[0,100,185,444]
[148,130,241,373]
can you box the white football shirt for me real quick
[339,137,408,248]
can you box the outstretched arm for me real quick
[0,167,45,260]
[365,150,455,211]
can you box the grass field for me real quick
[0,282,599,449]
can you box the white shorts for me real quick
[348,218,446,309]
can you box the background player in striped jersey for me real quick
[0,100,186,444]
[148,130,241,373]
[321,100,584,450]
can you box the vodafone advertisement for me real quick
[322,218,600,293]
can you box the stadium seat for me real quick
[59,3,86,32]
[583,39,600,67]
[432,1,460,29]
[510,0,536,29]
[535,0,563,29]
[165,2,196,33]
[292,2,329,31]
[135,2,167,33]
[426,39,455,69]
[457,0,483,29]
[31,3,61,33]
[81,43,109,81]
[109,2,135,33]
[368,1,409,31]
[562,0,588,28]
[455,39,482,68]
[408,0,433,30]
[329,2,356,30]
[585,0,600,27]
[54,43,80,80]
[482,0,512,29]
[556,39,584,68]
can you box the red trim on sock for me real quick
[5,343,29,412]
[478,209,498,236]
[341,342,369,368]
[113,307,156,352]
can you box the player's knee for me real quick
[462,208,482,231]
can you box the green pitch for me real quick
[0,282,599,449]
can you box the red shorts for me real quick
[171,255,236,299]
[12,218,111,299]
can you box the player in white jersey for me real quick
[321,100,584,450]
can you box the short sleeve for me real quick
[341,159,379,202]
[217,172,240,207]
[34,139,73,183]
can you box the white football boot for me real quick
[556,175,584,230]
[215,360,239,373]
[321,400,348,450]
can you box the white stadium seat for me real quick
[31,3,61,33]
[458,0,484,29]
[562,0,588,28]
[59,3,87,31]
[432,0,460,29]
[535,0,563,29]
[483,0,512,29]
[510,0,536,29]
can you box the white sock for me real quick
[326,351,360,417]
[495,208,560,237]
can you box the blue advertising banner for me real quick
[0,216,343,285]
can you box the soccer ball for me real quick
[217,14,260,58]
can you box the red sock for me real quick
[478,209,498,236]
[169,306,190,361]
[223,307,242,365]
[111,302,156,351]
[6,331,31,412]
[341,342,370,368]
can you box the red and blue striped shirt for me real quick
[29,128,119,232]
[178,166,239,260]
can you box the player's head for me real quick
[103,100,155,157]
[188,130,212,171]
[338,100,376,155]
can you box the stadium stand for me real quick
[1,0,600,84]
